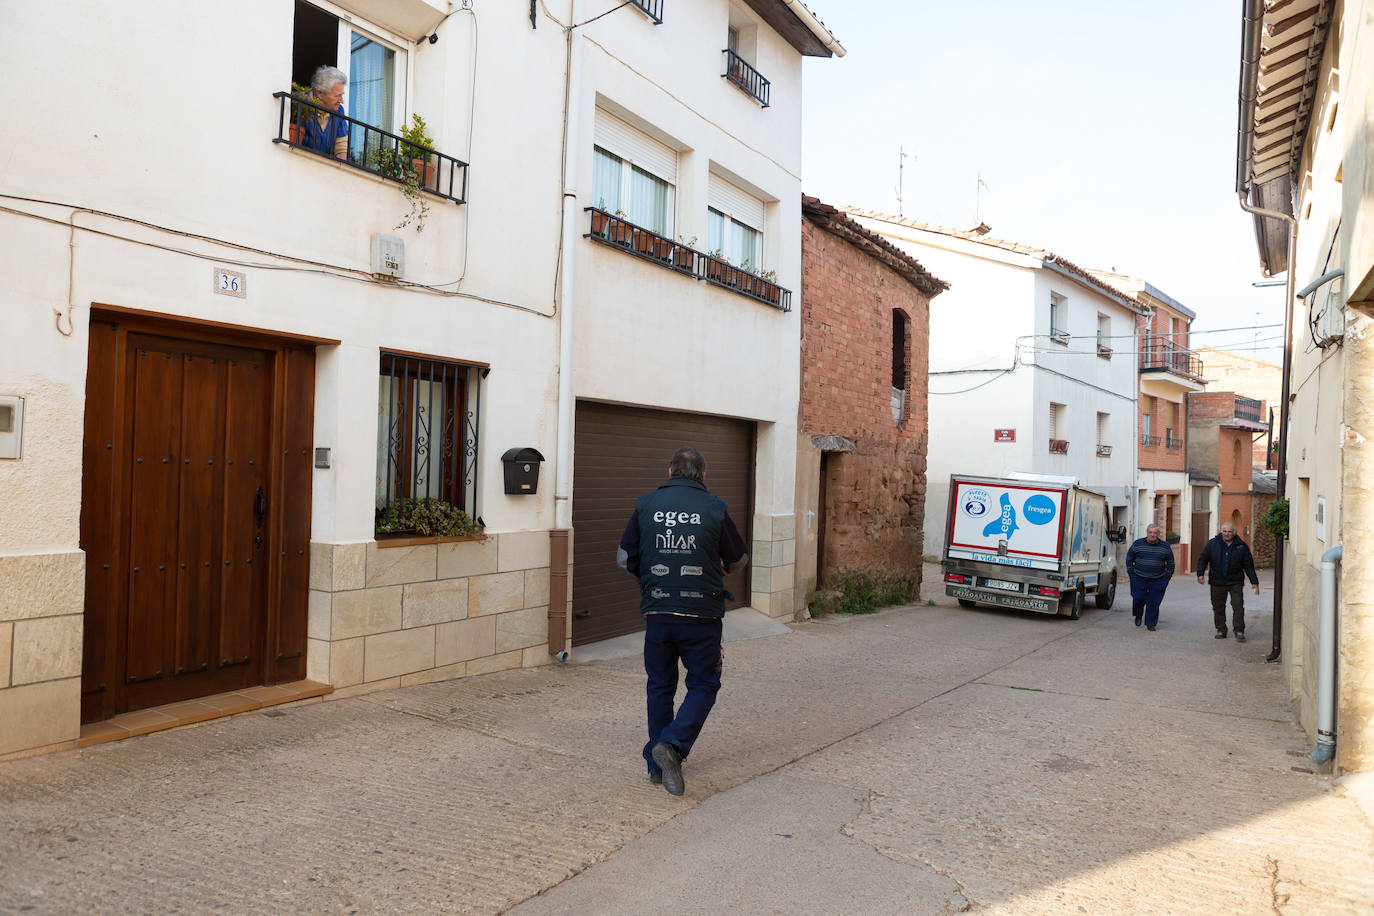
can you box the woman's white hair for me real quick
[311,65,347,92]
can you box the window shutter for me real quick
[594,110,677,184]
[708,175,764,230]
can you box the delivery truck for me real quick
[941,473,1126,618]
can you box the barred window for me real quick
[376,352,483,520]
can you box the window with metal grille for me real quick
[375,352,484,522]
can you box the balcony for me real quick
[1049,439,1069,454]
[1049,328,1070,345]
[723,48,771,107]
[1139,339,1205,382]
[1097,343,1113,360]
[1096,444,1113,457]
[273,92,468,203]
[585,208,791,311]
[1235,396,1263,423]
[630,0,664,22]
[1141,434,1161,447]
[1165,434,1183,450]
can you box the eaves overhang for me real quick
[741,0,844,57]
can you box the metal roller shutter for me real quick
[572,401,754,646]
[593,110,678,184]
[707,174,764,230]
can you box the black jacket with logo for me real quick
[1195,534,1259,586]
[617,477,748,619]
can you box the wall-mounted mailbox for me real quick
[501,447,544,495]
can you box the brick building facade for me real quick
[795,197,946,602]
[1187,391,1268,553]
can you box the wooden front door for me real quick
[81,315,314,722]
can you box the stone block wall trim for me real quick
[0,551,85,622]
[375,533,489,549]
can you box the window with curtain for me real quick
[708,207,760,268]
[592,146,672,235]
[348,30,398,162]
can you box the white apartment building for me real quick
[0,0,840,759]
[843,212,1143,558]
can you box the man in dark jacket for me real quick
[1126,524,1175,630]
[1196,522,1260,641]
[617,446,748,796]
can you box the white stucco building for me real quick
[0,0,841,759]
[842,212,1143,557]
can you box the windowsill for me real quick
[375,532,487,549]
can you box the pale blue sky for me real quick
[802,0,1285,362]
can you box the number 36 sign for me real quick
[213,266,246,298]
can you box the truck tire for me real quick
[957,598,978,609]
[1095,573,1117,609]
[1064,588,1083,620]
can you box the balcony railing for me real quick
[1097,344,1113,359]
[1049,328,1070,345]
[1234,396,1263,423]
[1141,434,1161,447]
[1165,434,1183,450]
[273,92,468,203]
[584,208,791,311]
[630,0,664,23]
[1096,444,1113,457]
[723,49,771,107]
[1049,439,1069,454]
[1139,339,1205,381]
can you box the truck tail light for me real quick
[944,573,968,584]
[1031,585,1060,598]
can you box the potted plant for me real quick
[288,81,313,144]
[368,145,429,232]
[400,114,438,192]
[1165,531,1181,544]
[672,235,697,272]
[376,497,479,539]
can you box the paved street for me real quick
[3,566,1373,914]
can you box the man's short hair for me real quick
[1221,523,1236,533]
[669,446,706,481]
[1146,524,1161,533]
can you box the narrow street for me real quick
[2,566,1371,914]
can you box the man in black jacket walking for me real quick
[1126,524,1175,630]
[617,446,749,796]
[1196,522,1260,641]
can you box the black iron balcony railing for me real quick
[273,92,468,204]
[723,48,771,107]
[584,208,791,311]
[1139,339,1205,381]
[1096,444,1113,457]
[1234,396,1263,423]
[631,0,664,23]
[1166,434,1183,450]
[1141,434,1161,447]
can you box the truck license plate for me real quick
[978,577,1021,592]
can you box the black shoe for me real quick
[1134,615,1142,627]
[1147,625,1156,631]
[651,741,684,796]
[648,772,662,784]
[1235,631,1246,642]
[1215,630,1228,639]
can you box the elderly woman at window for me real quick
[300,66,348,159]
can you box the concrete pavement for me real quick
[2,565,1372,914]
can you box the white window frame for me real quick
[303,0,411,136]
[707,174,765,269]
[592,111,678,236]
[1050,293,1068,343]
[592,146,676,234]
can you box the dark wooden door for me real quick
[571,402,753,646]
[81,316,313,721]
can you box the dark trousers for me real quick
[643,614,723,775]
[1129,574,1169,627]
[1210,584,1246,633]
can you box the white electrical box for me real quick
[371,233,405,278]
[1319,278,1346,343]
[0,395,24,459]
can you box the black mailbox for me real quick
[501,447,545,495]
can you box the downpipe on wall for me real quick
[1311,544,1342,765]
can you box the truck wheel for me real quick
[1066,588,1083,620]
[957,598,978,609]
[1095,573,1117,609]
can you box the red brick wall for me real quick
[1252,492,1276,566]
[801,220,931,575]
[1138,394,1185,471]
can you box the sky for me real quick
[801,0,1287,364]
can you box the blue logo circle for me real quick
[964,500,987,517]
[1023,494,1057,525]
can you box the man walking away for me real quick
[1126,524,1174,631]
[1196,522,1260,641]
[617,446,748,796]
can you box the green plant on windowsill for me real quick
[376,497,478,538]
[368,145,429,233]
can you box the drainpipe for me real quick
[1312,544,1342,764]
[1236,0,1298,662]
[550,0,584,655]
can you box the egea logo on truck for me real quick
[962,488,990,518]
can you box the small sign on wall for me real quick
[993,429,1016,442]
[214,267,246,298]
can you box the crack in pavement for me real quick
[973,681,1293,723]
[1267,855,1289,913]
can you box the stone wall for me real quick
[0,551,84,757]
[307,531,562,698]
[1251,492,1277,567]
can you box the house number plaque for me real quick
[213,267,246,298]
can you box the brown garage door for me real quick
[572,402,754,646]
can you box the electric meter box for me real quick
[371,234,405,278]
